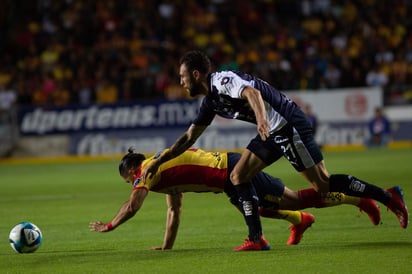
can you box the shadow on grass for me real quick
[340,241,412,249]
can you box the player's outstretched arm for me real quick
[151,193,183,250]
[142,124,207,181]
[89,188,148,232]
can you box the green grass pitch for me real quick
[0,148,411,273]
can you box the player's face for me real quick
[179,63,203,97]
[123,169,136,184]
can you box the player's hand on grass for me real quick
[89,221,111,232]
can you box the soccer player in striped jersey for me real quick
[90,148,380,251]
[142,51,408,248]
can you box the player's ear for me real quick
[192,69,200,80]
[128,167,136,176]
[124,168,135,183]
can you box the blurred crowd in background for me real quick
[0,0,411,109]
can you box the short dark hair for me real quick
[118,147,146,178]
[179,50,212,75]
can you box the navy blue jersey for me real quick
[193,70,299,132]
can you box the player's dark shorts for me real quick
[247,108,323,172]
[225,152,285,210]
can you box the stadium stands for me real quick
[0,0,411,107]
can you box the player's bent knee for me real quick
[230,171,242,185]
[230,168,257,185]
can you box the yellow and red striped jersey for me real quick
[133,148,228,194]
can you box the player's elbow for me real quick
[230,169,254,185]
[242,86,260,99]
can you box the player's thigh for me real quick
[230,149,267,184]
[246,134,284,166]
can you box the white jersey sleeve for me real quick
[210,71,252,98]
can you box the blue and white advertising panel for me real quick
[18,100,200,135]
[16,88,411,156]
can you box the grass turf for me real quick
[0,148,411,273]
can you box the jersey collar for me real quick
[132,165,142,188]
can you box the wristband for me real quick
[106,222,113,231]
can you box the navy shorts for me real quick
[225,152,285,210]
[247,108,323,172]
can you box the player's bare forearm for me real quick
[142,135,192,181]
[89,202,135,232]
[162,124,206,161]
[110,201,138,227]
[159,134,192,163]
[143,124,207,181]
[89,189,148,232]
[242,87,270,140]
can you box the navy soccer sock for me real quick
[234,183,262,242]
[329,174,391,205]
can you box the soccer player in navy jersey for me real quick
[90,148,380,251]
[142,50,409,250]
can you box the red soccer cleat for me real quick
[233,235,271,251]
[357,198,381,225]
[287,212,315,245]
[386,186,409,229]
